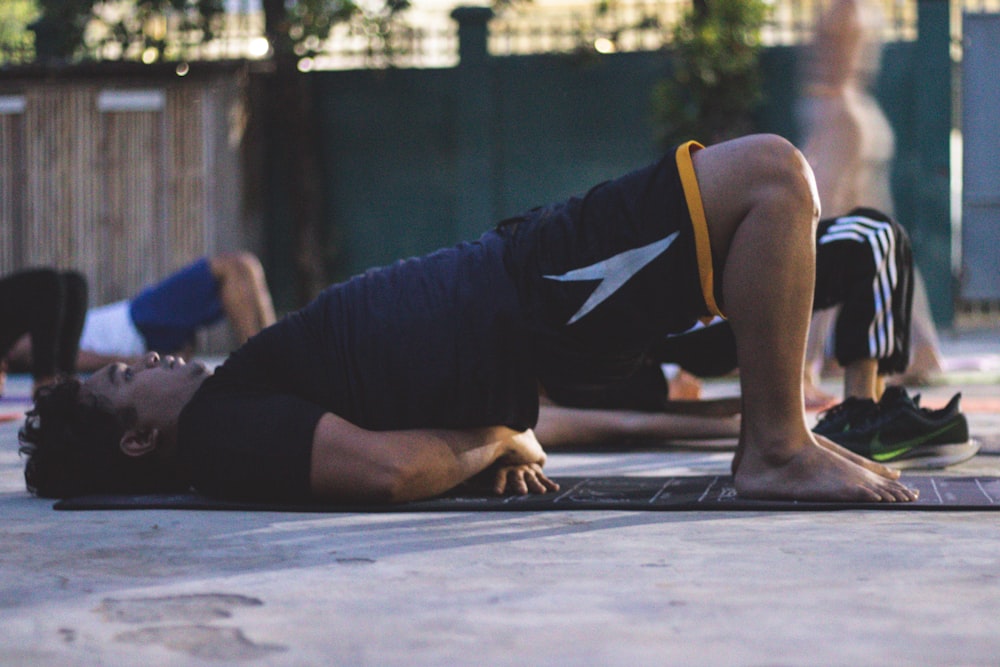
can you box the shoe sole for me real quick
[883,439,983,470]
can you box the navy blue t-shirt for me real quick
[177,232,537,500]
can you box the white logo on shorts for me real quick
[543,231,679,325]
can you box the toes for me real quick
[857,484,883,502]
[872,480,918,503]
[866,458,902,479]
[881,466,902,480]
[885,478,918,502]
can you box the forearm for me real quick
[387,426,521,501]
[309,414,529,503]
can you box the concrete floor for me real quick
[2,328,999,666]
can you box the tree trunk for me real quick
[261,0,328,307]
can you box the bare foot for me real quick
[734,435,918,503]
[668,369,703,400]
[813,433,901,480]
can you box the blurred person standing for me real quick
[798,0,942,406]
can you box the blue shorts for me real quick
[129,258,223,353]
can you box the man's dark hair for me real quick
[18,379,189,498]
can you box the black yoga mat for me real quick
[53,475,1000,512]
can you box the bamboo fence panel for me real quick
[0,109,26,273]
[1,77,242,308]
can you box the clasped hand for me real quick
[493,429,560,496]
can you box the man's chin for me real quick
[189,361,211,377]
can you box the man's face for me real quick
[82,352,210,434]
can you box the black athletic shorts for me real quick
[500,141,723,404]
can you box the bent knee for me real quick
[759,134,821,220]
[696,134,820,249]
[211,251,265,282]
[741,134,819,220]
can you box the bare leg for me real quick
[7,332,122,375]
[804,309,838,409]
[842,357,878,400]
[209,252,277,344]
[899,267,943,385]
[694,135,915,502]
[668,368,703,400]
[535,404,741,449]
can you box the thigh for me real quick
[691,134,819,284]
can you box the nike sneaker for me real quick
[813,396,879,438]
[814,387,979,469]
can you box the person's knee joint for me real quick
[740,135,817,218]
[213,251,261,281]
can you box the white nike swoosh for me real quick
[543,231,679,324]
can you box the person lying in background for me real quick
[6,252,275,373]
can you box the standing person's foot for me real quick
[667,367,703,400]
[814,387,978,469]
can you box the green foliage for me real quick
[0,0,41,64]
[31,0,94,60]
[26,0,372,63]
[343,0,411,63]
[652,0,769,147]
[23,0,227,61]
[283,0,362,57]
[89,1,227,61]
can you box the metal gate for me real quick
[961,12,1000,301]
